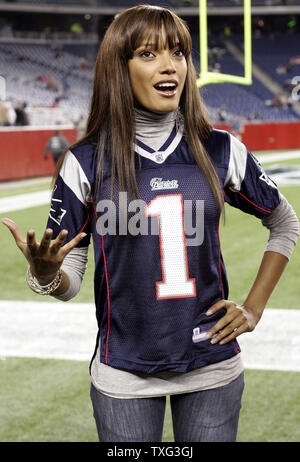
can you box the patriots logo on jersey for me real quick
[150,177,179,191]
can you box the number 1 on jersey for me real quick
[145,194,196,299]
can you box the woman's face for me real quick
[128,36,187,113]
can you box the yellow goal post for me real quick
[196,0,252,87]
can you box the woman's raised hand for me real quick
[2,218,86,284]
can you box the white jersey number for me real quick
[145,194,196,299]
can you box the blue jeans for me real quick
[90,372,244,442]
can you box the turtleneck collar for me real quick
[134,107,178,125]
[134,107,183,151]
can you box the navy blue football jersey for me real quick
[47,128,280,374]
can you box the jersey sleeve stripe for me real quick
[224,134,248,190]
[228,186,272,214]
[59,150,91,206]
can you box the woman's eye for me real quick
[173,49,184,57]
[139,50,155,58]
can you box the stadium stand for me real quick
[0,1,299,127]
[251,33,300,87]
[1,32,299,127]
[202,34,300,124]
[0,41,94,125]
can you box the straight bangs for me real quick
[122,6,192,58]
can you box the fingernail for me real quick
[205,331,212,339]
[206,310,212,316]
[2,218,12,225]
[80,233,87,238]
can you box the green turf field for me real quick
[0,153,299,442]
[0,358,299,442]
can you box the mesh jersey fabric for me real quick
[47,128,280,374]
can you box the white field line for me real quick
[257,150,300,163]
[0,300,97,362]
[0,190,51,213]
[0,300,299,372]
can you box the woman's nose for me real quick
[159,53,176,74]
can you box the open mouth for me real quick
[153,81,178,96]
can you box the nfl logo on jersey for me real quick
[155,152,164,163]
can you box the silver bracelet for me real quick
[26,267,62,295]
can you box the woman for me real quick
[2,5,299,442]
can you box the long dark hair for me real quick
[54,4,224,210]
